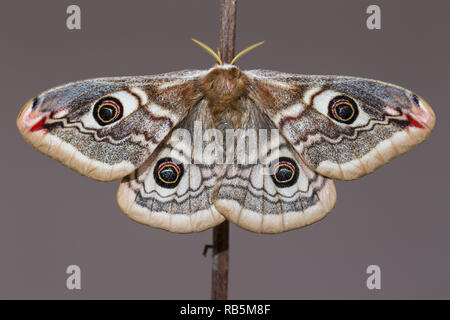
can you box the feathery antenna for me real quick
[230,41,264,65]
[192,38,264,66]
[192,38,223,65]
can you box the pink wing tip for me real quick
[409,94,436,131]
[17,97,49,133]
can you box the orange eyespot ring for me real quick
[273,162,295,183]
[271,157,299,188]
[328,96,358,124]
[93,97,123,126]
[153,158,184,189]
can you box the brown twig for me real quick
[211,221,229,299]
[210,0,236,300]
[219,0,237,64]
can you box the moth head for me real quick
[200,66,249,104]
[191,38,264,104]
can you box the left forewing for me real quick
[17,70,206,181]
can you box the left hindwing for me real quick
[117,99,226,233]
[17,70,205,181]
[245,70,436,180]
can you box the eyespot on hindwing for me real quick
[153,158,184,188]
[271,157,299,188]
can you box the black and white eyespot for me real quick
[80,90,141,129]
[310,90,370,127]
[327,95,359,124]
[153,157,184,189]
[93,97,123,126]
[270,157,299,188]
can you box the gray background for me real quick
[0,0,448,299]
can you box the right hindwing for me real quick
[212,100,337,233]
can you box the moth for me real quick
[16,40,435,233]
